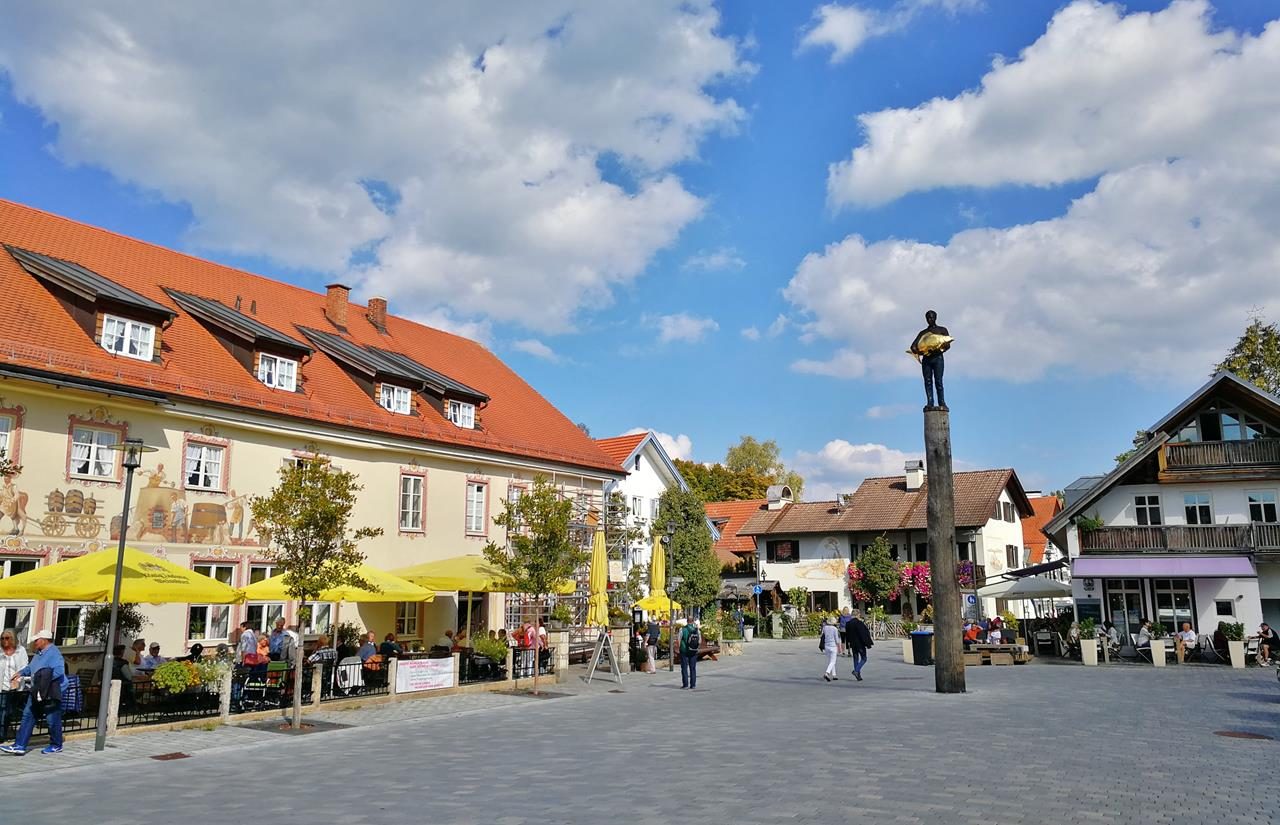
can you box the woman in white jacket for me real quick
[0,629,28,742]
[820,618,841,682]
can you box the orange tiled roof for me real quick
[594,432,648,468]
[705,498,765,567]
[0,199,622,475]
[741,469,1028,535]
[1022,495,1062,564]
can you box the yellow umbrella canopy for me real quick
[393,555,575,595]
[0,546,242,604]
[586,529,609,627]
[634,593,680,615]
[240,563,434,603]
[649,534,665,594]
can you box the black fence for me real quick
[458,651,506,685]
[118,680,221,727]
[318,659,389,703]
[512,647,555,680]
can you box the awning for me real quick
[1072,555,1256,579]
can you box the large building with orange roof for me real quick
[0,199,624,654]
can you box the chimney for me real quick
[325,283,350,328]
[905,460,925,491]
[367,296,388,331]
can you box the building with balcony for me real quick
[1044,371,1280,639]
[740,463,1032,615]
[0,199,624,654]
[594,431,695,576]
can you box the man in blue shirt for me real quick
[1,629,65,755]
[268,618,287,660]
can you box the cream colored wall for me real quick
[0,378,610,653]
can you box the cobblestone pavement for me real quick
[4,641,1279,824]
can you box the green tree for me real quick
[854,535,900,606]
[725,435,804,499]
[1216,315,1280,394]
[674,459,771,503]
[482,476,587,694]
[653,486,720,609]
[250,455,382,728]
[1114,429,1152,465]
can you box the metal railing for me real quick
[1164,438,1280,469]
[511,647,555,680]
[118,680,221,727]
[458,651,506,685]
[1080,524,1253,553]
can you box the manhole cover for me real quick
[151,752,190,760]
[1214,731,1274,740]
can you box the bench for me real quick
[969,644,1032,665]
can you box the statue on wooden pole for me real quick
[910,311,965,693]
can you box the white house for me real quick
[1043,371,1280,640]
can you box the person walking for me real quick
[837,607,853,656]
[645,618,660,674]
[820,617,840,681]
[678,619,701,689]
[845,610,873,681]
[236,621,257,664]
[1,629,65,755]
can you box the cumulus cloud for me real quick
[791,0,1280,382]
[655,313,719,344]
[0,2,751,333]
[792,439,922,501]
[511,338,561,362]
[740,326,761,341]
[683,246,746,272]
[800,0,982,63]
[624,427,694,461]
[791,348,867,379]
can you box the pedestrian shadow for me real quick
[1225,708,1280,724]
[1224,691,1280,704]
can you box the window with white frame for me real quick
[70,426,118,479]
[184,441,225,491]
[1248,490,1278,524]
[650,499,660,522]
[54,605,87,646]
[244,564,284,633]
[631,496,642,518]
[0,557,37,646]
[257,353,298,391]
[465,481,487,534]
[447,400,476,429]
[306,603,333,635]
[189,563,235,640]
[1183,493,1213,525]
[0,414,13,460]
[1005,545,1021,570]
[0,556,37,579]
[101,314,155,361]
[395,602,419,637]
[380,383,412,414]
[1135,495,1163,526]
[399,473,425,532]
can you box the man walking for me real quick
[845,610,873,681]
[837,607,853,656]
[1,629,65,755]
[678,619,701,690]
[645,618,660,674]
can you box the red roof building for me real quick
[1022,495,1063,564]
[705,499,766,570]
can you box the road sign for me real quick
[965,594,977,606]
[752,584,763,595]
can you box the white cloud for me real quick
[800,0,982,64]
[683,246,746,272]
[410,308,492,345]
[766,314,790,338]
[0,3,752,333]
[791,348,867,379]
[740,326,761,341]
[791,1,1280,382]
[624,427,694,461]
[865,403,915,420]
[511,338,561,362]
[655,313,719,344]
[793,439,922,501]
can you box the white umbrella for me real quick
[978,575,1072,600]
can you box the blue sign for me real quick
[965,594,977,605]
[752,584,763,595]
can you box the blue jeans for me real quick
[14,692,61,750]
[679,653,697,688]
[851,648,867,675]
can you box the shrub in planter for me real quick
[1221,621,1245,642]
[473,637,510,663]
[741,610,759,628]
[83,603,149,646]
[1078,618,1097,640]
[551,603,573,625]
[152,661,201,695]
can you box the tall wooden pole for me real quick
[925,409,965,693]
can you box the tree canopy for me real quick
[1216,315,1280,394]
[653,486,720,609]
[674,458,771,503]
[482,476,586,599]
[725,435,804,497]
[850,535,899,605]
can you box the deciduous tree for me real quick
[1216,315,1280,394]
[725,435,804,498]
[653,486,720,609]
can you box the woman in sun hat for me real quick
[820,617,841,682]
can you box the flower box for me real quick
[1150,638,1166,667]
[1229,639,1246,669]
[1081,639,1098,666]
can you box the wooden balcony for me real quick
[1163,439,1280,470]
[1080,524,1254,553]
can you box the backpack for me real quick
[685,625,701,652]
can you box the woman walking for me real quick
[0,630,28,742]
[820,617,840,681]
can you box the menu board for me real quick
[395,657,455,694]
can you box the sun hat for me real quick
[32,629,53,641]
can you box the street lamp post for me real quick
[94,437,154,752]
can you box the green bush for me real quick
[473,637,510,663]
[1079,618,1097,640]
[152,661,200,695]
[1221,621,1245,642]
[550,602,573,624]
[741,610,759,628]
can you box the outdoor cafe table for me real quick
[971,643,1032,664]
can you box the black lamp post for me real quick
[94,437,155,752]
[662,523,675,672]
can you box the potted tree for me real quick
[1079,618,1098,666]
[1222,621,1246,669]
[549,602,573,631]
[1148,621,1169,667]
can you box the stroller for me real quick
[238,661,291,711]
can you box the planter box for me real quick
[902,638,913,664]
[1150,638,1166,667]
[1229,639,1246,669]
[743,626,754,642]
[1081,639,1098,666]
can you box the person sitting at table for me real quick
[987,621,1003,645]
[128,638,147,668]
[358,632,377,662]
[454,628,468,649]
[379,633,402,659]
[173,643,204,664]
[1213,623,1231,660]
[110,645,137,709]
[1101,621,1121,658]
[1175,622,1197,661]
[435,629,455,650]
[1257,623,1279,666]
[962,620,980,650]
[1136,619,1153,649]
[141,643,167,669]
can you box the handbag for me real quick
[818,634,826,652]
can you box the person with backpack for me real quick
[678,619,702,689]
[1,629,65,755]
[820,617,841,681]
[845,610,874,682]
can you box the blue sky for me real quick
[3,1,1278,499]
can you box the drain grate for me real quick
[151,752,190,761]
[1214,731,1274,740]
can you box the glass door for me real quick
[1105,578,1144,643]
[1151,579,1194,634]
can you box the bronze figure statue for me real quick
[908,310,953,410]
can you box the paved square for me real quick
[4,641,1278,824]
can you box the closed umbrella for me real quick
[586,529,609,627]
[0,546,242,603]
[239,563,434,603]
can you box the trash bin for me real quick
[910,630,934,666]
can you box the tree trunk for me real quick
[531,598,541,696]
[925,409,965,693]
[291,600,307,729]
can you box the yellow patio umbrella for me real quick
[0,546,242,603]
[239,563,434,603]
[637,535,679,615]
[634,593,680,615]
[392,555,575,595]
[586,529,609,627]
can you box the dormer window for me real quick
[380,384,412,415]
[448,400,476,429]
[101,314,155,361]
[257,354,298,392]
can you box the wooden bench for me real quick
[969,644,1032,665]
